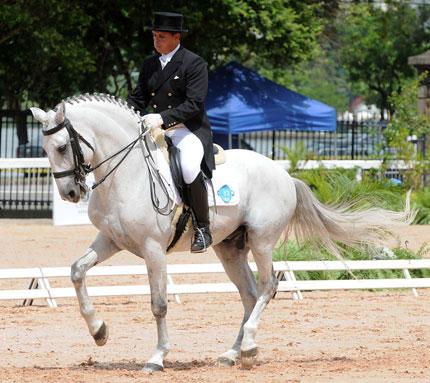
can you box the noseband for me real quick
[43,118,94,192]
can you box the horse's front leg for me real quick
[71,232,119,346]
[141,245,170,372]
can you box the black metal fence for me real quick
[0,110,392,160]
[232,119,387,160]
[0,109,421,217]
[0,110,44,158]
[0,110,50,217]
[0,167,52,218]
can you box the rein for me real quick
[43,118,150,191]
[139,124,175,216]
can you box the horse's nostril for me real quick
[68,190,76,199]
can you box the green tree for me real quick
[0,1,94,109]
[182,0,324,68]
[0,0,330,109]
[383,75,430,188]
[260,43,350,111]
[256,1,350,111]
[336,1,430,118]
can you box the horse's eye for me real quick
[57,144,67,153]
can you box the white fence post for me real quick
[402,268,418,297]
[285,270,303,300]
[167,275,181,304]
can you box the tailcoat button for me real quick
[153,104,157,109]
[168,92,172,97]
[151,92,155,96]
[168,105,172,108]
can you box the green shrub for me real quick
[295,167,406,211]
[291,167,430,223]
[412,188,430,224]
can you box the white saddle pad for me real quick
[155,150,239,207]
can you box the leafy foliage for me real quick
[286,165,430,224]
[4,0,430,124]
[0,0,328,109]
[280,141,313,175]
[0,1,152,108]
[260,41,351,112]
[412,188,430,224]
[384,75,430,189]
[336,1,430,116]
[184,0,324,68]
[0,1,93,108]
[294,167,406,211]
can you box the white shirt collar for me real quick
[159,44,180,69]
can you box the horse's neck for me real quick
[70,102,138,150]
[69,102,146,184]
[73,102,137,133]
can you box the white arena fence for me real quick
[1,260,430,308]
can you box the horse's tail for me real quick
[286,177,416,260]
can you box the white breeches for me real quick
[165,125,204,184]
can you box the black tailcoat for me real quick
[128,46,215,179]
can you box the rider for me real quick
[127,11,215,253]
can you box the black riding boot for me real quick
[187,173,213,253]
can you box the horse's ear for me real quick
[30,107,48,124]
[54,101,66,125]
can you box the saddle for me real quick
[149,127,225,252]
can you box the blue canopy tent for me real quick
[206,62,336,149]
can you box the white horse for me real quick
[30,94,412,371]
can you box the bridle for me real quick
[43,118,95,193]
[43,116,173,215]
[43,117,149,192]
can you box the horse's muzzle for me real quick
[64,188,80,203]
[60,181,82,203]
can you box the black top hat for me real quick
[148,12,188,33]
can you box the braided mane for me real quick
[61,93,142,118]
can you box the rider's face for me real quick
[152,31,180,55]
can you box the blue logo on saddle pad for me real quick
[217,184,235,203]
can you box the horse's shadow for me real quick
[72,357,215,371]
[165,359,215,370]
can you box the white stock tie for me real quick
[159,56,168,70]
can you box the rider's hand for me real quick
[142,113,163,130]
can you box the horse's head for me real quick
[30,102,94,203]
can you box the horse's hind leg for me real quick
[240,232,279,369]
[71,232,119,346]
[213,239,258,366]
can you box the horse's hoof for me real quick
[143,363,164,373]
[93,322,109,346]
[217,356,235,367]
[240,347,258,370]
